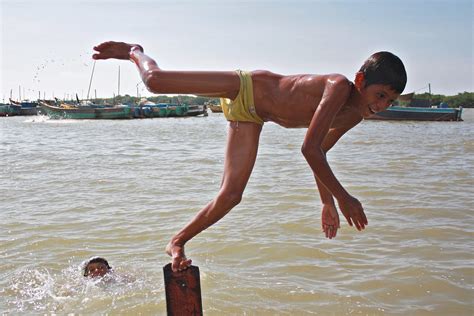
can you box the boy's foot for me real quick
[165,241,192,272]
[93,41,143,60]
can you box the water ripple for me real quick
[1,111,473,314]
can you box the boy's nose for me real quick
[376,100,392,111]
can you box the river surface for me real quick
[1,109,473,315]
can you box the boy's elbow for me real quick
[301,143,310,157]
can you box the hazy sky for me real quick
[1,0,472,101]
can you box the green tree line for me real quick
[412,92,473,108]
[93,94,220,106]
[93,92,473,108]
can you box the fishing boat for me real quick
[366,106,463,121]
[132,102,189,118]
[208,104,223,113]
[0,103,21,116]
[10,99,38,116]
[186,104,208,117]
[152,103,188,117]
[367,86,464,121]
[38,100,133,119]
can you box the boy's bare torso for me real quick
[251,71,362,130]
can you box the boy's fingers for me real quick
[362,212,368,225]
[353,219,361,231]
[359,208,368,225]
[178,259,192,271]
[346,216,353,226]
[171,258,179,272]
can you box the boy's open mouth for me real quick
[368,105,377,114]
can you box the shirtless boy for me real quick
[93,41,406,272]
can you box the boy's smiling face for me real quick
[359,84,400,118]
[354,72,400,118]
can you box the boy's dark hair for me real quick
[359,51,407,94]
[83,257,111,276]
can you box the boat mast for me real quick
[428,83,432,106]
[86,60,96,100]
[118,66,121,97]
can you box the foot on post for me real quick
[166,241,192,272]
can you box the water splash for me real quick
[5,263,147,313]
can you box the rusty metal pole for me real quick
[163,263,203,315]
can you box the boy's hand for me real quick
[322,204,340,239]
[92,41,143,60]
[337,195,368,231]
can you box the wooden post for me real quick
[163,263,203,316]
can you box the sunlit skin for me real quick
[84,262,111,278]
[92,41,400,272]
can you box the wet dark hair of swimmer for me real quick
[83,257,112,277]
[359,51,407,94]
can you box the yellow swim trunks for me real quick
[220,70,264,125]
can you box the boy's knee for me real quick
[217,190,243,208]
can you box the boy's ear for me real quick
[354,72,365,90]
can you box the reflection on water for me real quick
[1,110,473,314]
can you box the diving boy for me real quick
[92,41,406,272]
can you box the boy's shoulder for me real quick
[320,73,351,86]
[296,73,351,96]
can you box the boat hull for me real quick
[10,99,39,116]
[20,107,38,116]
[38,102,132,119]
[0,104,21,116]
[366,106,463,121]
[132,104,189,118]
[186,104,208,117]
[208,105,223,113]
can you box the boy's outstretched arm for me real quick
[316,123,361,239]
[93,41,240,98]
[302,76,367,231]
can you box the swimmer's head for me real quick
[83,257,112,278]
[358,51,407,94]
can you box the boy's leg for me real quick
[93,41,241,99]
[220,121,262,203]
[166,121,262,271]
